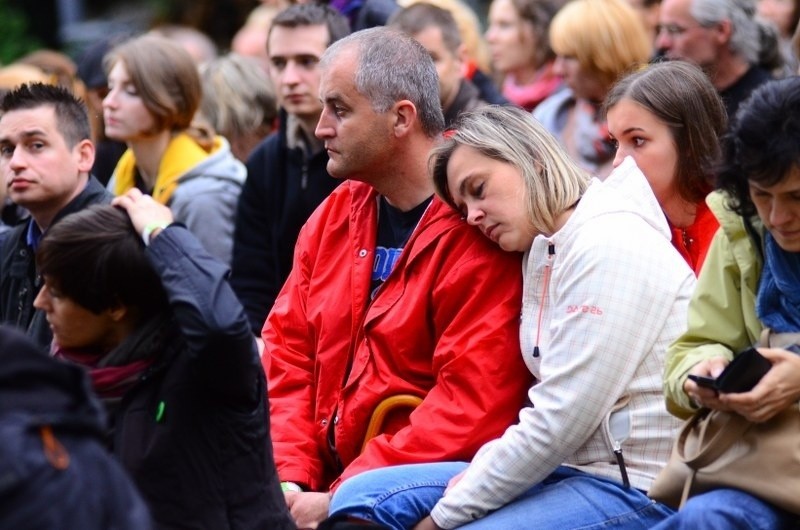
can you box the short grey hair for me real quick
[321,27,445,138]
[431,105,590,235]
[690,0,777,66]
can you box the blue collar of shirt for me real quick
[26,220,44,251]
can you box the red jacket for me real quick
[262,181,531,491]
[669,198,719,275]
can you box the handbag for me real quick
[648,405,800,514]
[649,330,800,515]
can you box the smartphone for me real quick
[687,374,718,390]
[715,347,772,393]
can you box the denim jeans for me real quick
[330,463,674,530]
[649,488,800,530]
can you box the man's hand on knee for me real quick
[286,491,332,529]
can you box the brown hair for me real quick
[510,0,564,69]
[604,61,727,203]
[389,3,464,55]
[104,35,209,146]
[37,205,168,315]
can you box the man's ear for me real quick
[713,19,733,47]
[75,138,96,174]
[392,99,418,137]
[456,43,468,67]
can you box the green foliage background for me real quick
[0,0,43,64]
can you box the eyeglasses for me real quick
[656,23,704,37]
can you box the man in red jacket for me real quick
[262,27,531,529]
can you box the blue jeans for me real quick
[649,489,800,530]
[330,463,674,529]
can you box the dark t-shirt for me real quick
[370,195,432,299]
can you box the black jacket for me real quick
[0,176,113,350]
[719,65,774,122]
[0,325,152,529]
[352,0,400,30]
[470,69,510,106]
[443,79,487,128]
[231,111,340,334]
[116,226,295,529]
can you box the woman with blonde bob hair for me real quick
[434,103,586,238]
[103,35,246,264]
[327,105,695,529]
[534,0,651,177]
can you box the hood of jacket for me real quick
[552,156,670,246]
[707,189,765,251]
[0,325,106,435]
[112,134,246,204]
[177,134,247,186]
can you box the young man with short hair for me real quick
[0,83,112,349]
[231,3,351,336]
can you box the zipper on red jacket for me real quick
[533,243,555,358]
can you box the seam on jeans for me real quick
[370,479,451,508]
[566,497,670,529]
[557,475,670,530]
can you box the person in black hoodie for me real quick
[231,3,351,337]
[32,193,296,530]
[0,83,112,350]
[0,324,151,529]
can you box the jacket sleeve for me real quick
[260,225,323,489]
[664,228,759,417]
[335,239,532,489]
[147,226,261,408]
[231,141,282,335]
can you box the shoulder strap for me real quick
[677,410,750,469]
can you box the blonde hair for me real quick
[0,64,53,97]
[550,0,651,89]
[199,53,277,141]
[432,105,590,234]
[17,49,87,101]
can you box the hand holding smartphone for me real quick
[687,347,773,394]
[687,374,718,390]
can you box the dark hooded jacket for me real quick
[231,110,339,333]
[109,226,296,530]
[0,325,152,529]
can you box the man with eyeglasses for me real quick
[656,0,778,119]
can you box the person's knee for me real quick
[330,463,466,529]
[330,470,385,517]
[679,490,785,529]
